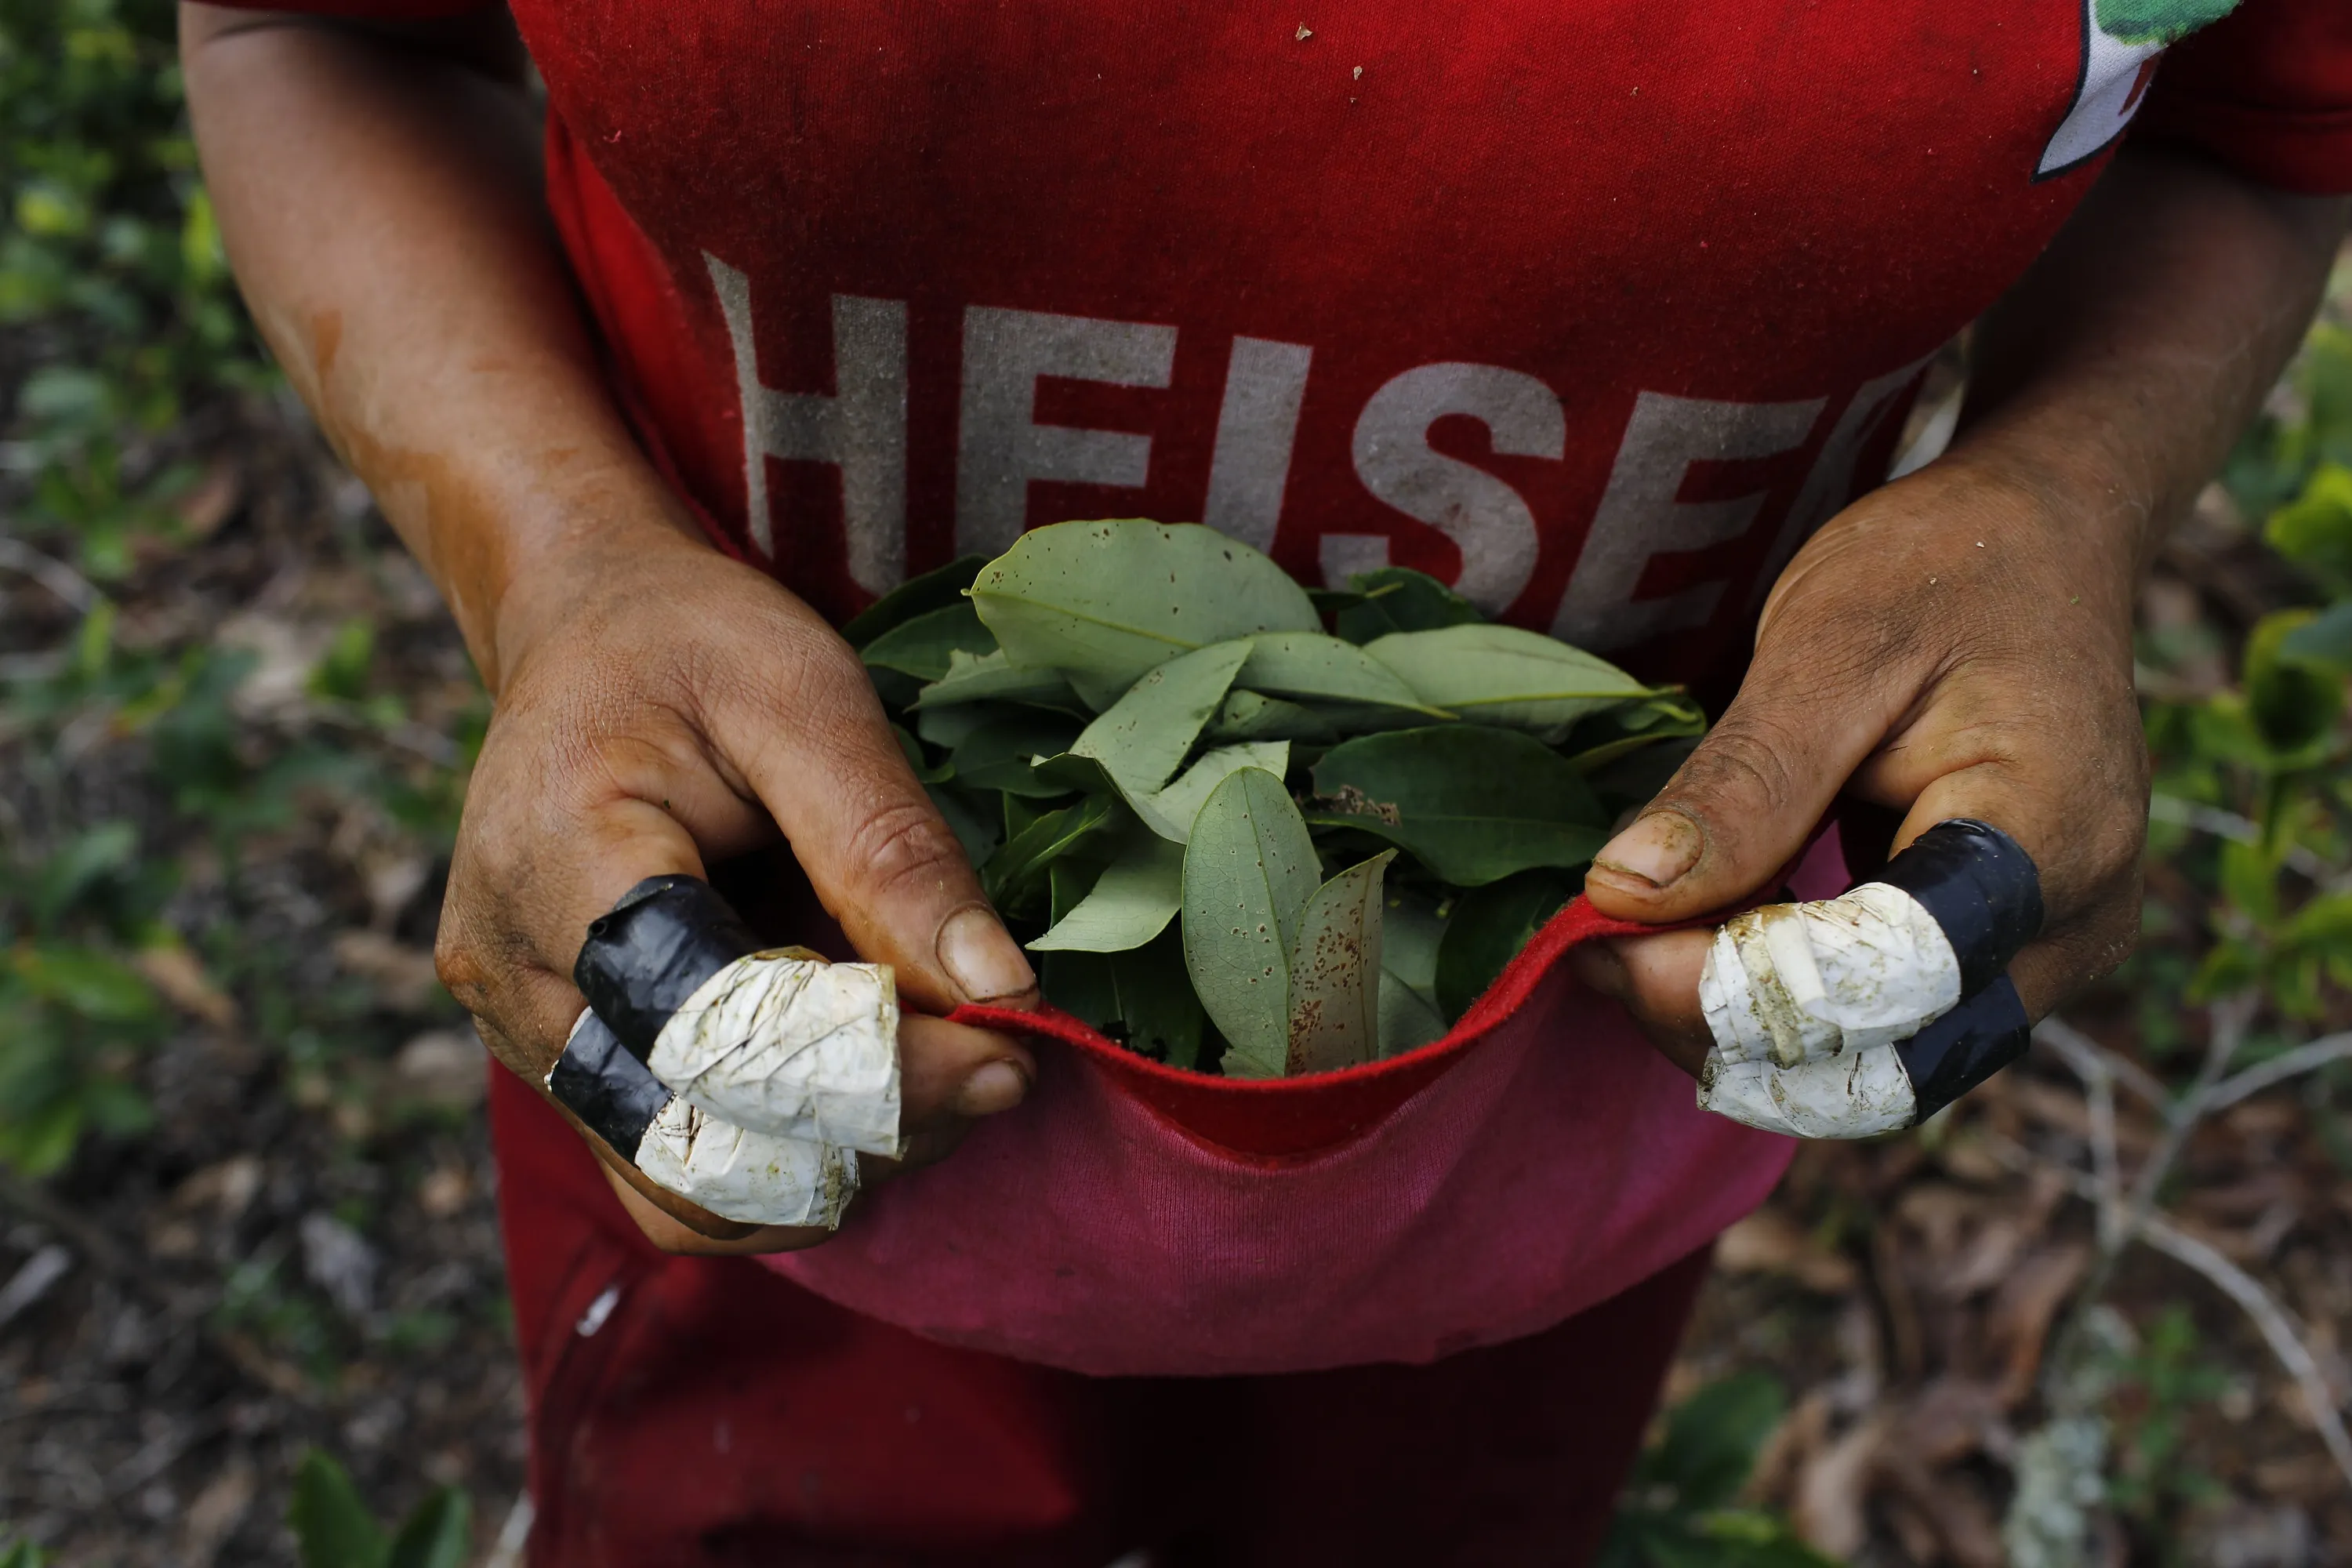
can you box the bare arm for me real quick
[183,5,1041,1246]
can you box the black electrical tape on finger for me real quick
[573,875,762,1061]
[1895,975,2031,1123]
[546,1010,674,1160]
[1875,818,2045,998]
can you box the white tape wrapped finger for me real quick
[646,951,905,1159]
[1689,815,2053,1142]
[632,1094,862,1229]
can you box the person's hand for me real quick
[1569,456,2149,1076]
[434,524,1040,1253]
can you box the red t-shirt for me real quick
[266,0,2352,684]
[238,0,2352,1377]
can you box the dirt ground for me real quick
[1,390,2347,1565]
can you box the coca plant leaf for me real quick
[1365,624,1650,739]
[1237,632,1447,717]
[1332,565,1484,643]
[1308,725,1607,886]
[859,601,996,681]
[949,710,1085,797]
[1181,768,1319,1077]
[1131,741,1291,843]
[891,724,950,784]
[1284,851,1394,1076]
[914,648,1084,713]
[838,554,989,648]
[926,785,1001,868]
[1207,690,1338,744]
[1073,640,1252,796]
[982,793,1117,920]
[1030,833,1184,953]
[969,520,1318,688]
[1434,868,1581,1022]
[1379,971,1449,1057]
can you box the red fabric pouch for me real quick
[765,840,1844,1377]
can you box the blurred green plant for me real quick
[0,1540,49,1567]
[289,1450,470,1568]
[1,0,267,575]
[2103,1307,2230,1553]
[1600,1373,1839,1568]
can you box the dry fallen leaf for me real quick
[333,929,446,1011]
[1987,1242,2091,1405]
[1792,1412,1884,1557]
[1717,1207,1862,1294]
[133,942,239,1029]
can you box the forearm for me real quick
[182,5,696,692]
[1953,146,2347,586]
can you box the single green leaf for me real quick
[968,520,1318,688]
[982,794,1118,917]
[1308,726,1607,886]
[13,947,158,1024]
[913,648,1083,712]
[1435,868,1581,1020]
[384,1489,472,1568]
[1131,741,1292,843]
[1206,689,1339,744]
[1365,624,1650,739]
[1642,1373,1788,1511]
[1332,565,1486,642]
[1237,631,1447,716]
[1066,666,1138,713]
[838,554,989,648]
[1378,968,1449,1058]
[1181,768,1320,1077]
[859,601,996,681]
[289,1451,388,1568]
[949,711,1085,797]
[2245,609,2347,753]
[1285,851,1394,1075]
[1073,641,1253,796]
[913,701,993,750]
[2278,599,2352,673]
[1030,833,1185,953]
[31,821,138,931]
[1380,885,1448,996]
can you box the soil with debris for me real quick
[1,389,2347,1566]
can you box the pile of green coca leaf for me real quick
[847,521,1704,1078]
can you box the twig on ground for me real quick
[2203,1031,2352,1116]
[2133,1215,2352,1495]
[0,534,99,612]
[2032,1016,2168,1110]
[483,1492,535,1568]
[1984,1121,2352,1502]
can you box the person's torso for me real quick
[521,0,2230,684]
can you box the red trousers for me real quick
[491,1068,1710,1566]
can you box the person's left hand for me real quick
[1568,454,2150,1074]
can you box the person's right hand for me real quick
[434,522,1040,1254]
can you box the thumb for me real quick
[1583,641,1904,923]
[719,648,1037,1016]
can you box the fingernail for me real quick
[956,1059,1030,1117]
[1592,811,1702,891]
[938,905,1036,1004]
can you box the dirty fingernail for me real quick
[956,1059,1030,1117]
[1592,811,1702,891]
[938,905,1036,1004]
